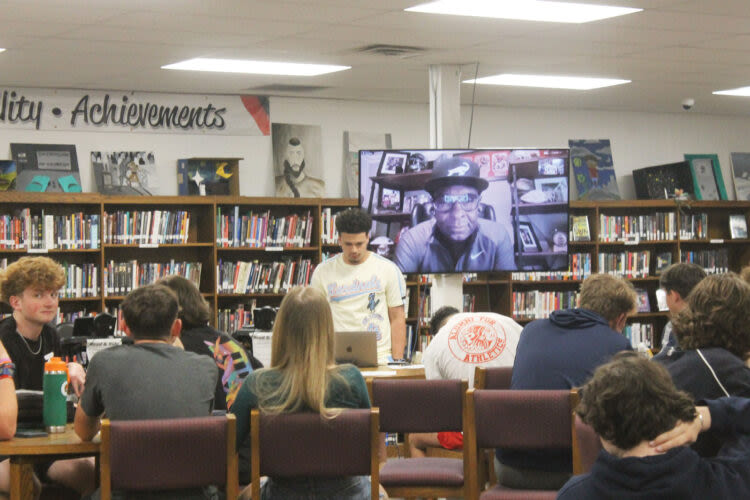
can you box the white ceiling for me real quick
[2,0,750,115]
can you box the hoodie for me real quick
[558,397,750,500]
[497,308,632,473]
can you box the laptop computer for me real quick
[334,331,378,367]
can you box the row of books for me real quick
[54,309,91,325]
[463,293,476,312]
[320,208,341,245]
[216,207,313,248]
[511,253,593,281]
[623,322,655,349]
[60,262,98,298]
[102,210,191,245]
[103,260,202,296]
[512,290,579,320]
[599,212,676,242]
[217,258,314,294]
[404,324,419,361]
[217,301,256,334]
[598,251,651,278]
[681,248,730,274]
[679,213,709,240]
[418,288,432,320]
[0,211,100,249]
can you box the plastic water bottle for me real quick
[43,357,68,433]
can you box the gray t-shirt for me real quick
[81,342,217,420]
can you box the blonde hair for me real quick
[578,273,638,323]
[253,286,345,417]
[0,256,65,303]
[741,265,750,285]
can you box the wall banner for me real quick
[0,88,270,136]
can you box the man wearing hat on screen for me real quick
[395,156,514,273]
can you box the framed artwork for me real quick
[518,221,542,252]
[568,139,621,200]
[685,154,727,200]
[635,288,651,313]
[729,214,748,239]
[92,151,155,195]
[534,176,568,203]
[11,143,81,193]
[632,161,695,200]
[730,152,750,201]
[0,160,17,191]
[379,151,408,175]
[378,187,402,211]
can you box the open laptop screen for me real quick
[334,331,378,367]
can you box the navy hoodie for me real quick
[558,397,750,499]
[498,309,632,473]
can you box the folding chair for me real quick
[99,415,238,500]
[250,408,380,500]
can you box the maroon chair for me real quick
[250,408,380,500]
[99,415,238,500]
[474,366,513,389]
[572,413,602,475]
[369,378,469,499]
[464,388,577,500]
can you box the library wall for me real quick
[3,92,750,199]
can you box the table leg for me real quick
[9,459,35,500]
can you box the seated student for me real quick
[656,272,750,457]
[499,273,636,490]
[558,351,750,500]
[230,286,382,500]
[74,284,217,500]
[653,262,706,359]
[410,305,522,458]
[0,256,94,499]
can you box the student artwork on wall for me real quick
[177,158,240,196]
[685,154,727,201]
[343,131,392,199]
[10,143,81,193]
[632,161,695,200]
[0,160,17,191]
[272,123,324,198]
[568,139,621,201]
[730,152,750,201]
[91,151,155,195]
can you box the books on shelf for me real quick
[729,214,748,239]
[512,290,579,321]
[321,208,341,245]
[0,210,100,250]
[623,322,654,349]
[598,250,651,278]
[216,207,313,248]
[103,210,190,245]
[512,253,592,281]
[217,301,256,334]
[217,257,313,294]
[679,213,708,240]
[680,248,729,274]
[635,288,651,313]
[104,260,201,296]
[462,293,476,312]
[60,262,98,298]
[599,212,675,242]
[570,215,591,242]
[655,252,672,274]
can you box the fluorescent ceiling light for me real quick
[406,0,641,23]
[162,58,350,76]
[713,87,750,97]
[0,48,5,53]
[464,73,630,90]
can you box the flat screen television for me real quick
[359,148,570,274]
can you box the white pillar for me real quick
[428,64,464,312]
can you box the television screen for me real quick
[359,148,570,274]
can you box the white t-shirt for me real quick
[310,252,406,364]
[423,312,522,386]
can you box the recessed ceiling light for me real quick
[713,87,750,97]
[162,58,350,76]
[464,73,631,90]
[406,0,641,23]
[0,48,5,53]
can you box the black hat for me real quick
[425,156,489,194]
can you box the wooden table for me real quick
[359,364,425,379]
[0,425,99,500]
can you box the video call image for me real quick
[359,148,570,274]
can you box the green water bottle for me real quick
[43,357,68,433]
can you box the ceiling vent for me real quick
[248,84,329,93]
[355,44,426,58]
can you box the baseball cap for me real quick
[424,156,489,194]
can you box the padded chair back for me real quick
[100,415,237,499]
[55,322,74,339]
[250,408,379,500]
[369,378,466,433]
[572,413,602,475]
[474,366,513,390]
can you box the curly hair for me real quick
[430,306,459,336]
[741,265,750,285]
[659,262,706,299]
[0,256,65,303]
[578,273,638,323]
[335,208,372,235]
[672,273,750,359]
[578,352,696,451]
